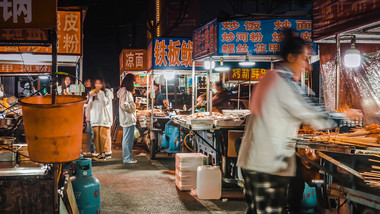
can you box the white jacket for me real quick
[88,89,114,127]
[117,87,136,127]
[237,67,342,177]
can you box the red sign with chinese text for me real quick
[228,68,267,81]
[0,11,82,55]
[120,49,147,73]
[313,0,380,41]
[0,64,51,73]
[0,0,57,29]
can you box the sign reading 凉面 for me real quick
[0,0,57,29]
[120,49,147,73]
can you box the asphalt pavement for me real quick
[91,143,247,214]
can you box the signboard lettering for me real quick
[218,19,316,56]
[193,19,218,59]
[313,0,380,41]
[151,38,193,70]
[229,68,268,81]
[119,49,147,72]
[0,0,56,29]
[0,11,82,55]
[0,64,51,73]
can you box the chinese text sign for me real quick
[313,0,380,41]
[120,49,147,73]
[218,19,316,55]
[0,11,81,55]
[193,19,218,59]
[0,0,56,29]
[151,38,193,70]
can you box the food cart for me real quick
[145,37,201,159]
[0,4,85,213]
[292,1,380,212]
[170,17,317,180]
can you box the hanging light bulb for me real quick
[344,36,361,68]
[204,61,215,69]
[239,56,255,67]
[215,57,230,72]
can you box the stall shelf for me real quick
[291,1,380,212]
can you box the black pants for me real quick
[287,157,305,213]
[241,169,291,214]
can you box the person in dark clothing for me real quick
[212,81,230,113]
[154,83,168,109]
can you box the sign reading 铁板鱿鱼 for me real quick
[149,38,193,70]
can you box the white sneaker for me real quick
[124,159,138,164]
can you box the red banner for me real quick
[313,0,380,41]
[0,64,51,73]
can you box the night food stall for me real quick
[291,1,380,213]
[170,17,317,180]
[145,37,199,159]
[0,3,88,213]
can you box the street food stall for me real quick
[145,37,200,159]
[0,3,87,213]
[291,1,380,212]
[170,17,317,180]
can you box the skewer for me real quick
[372,165,380,170]
[369,159,380,164]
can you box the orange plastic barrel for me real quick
[20,95,87,163]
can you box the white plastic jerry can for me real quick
[196,165,222,200]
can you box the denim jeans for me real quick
[122,125,135,163]
[86,121,95,153]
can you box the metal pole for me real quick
[50,28,59,214]
[335,34,341,110]
[165,76,169,108]
[206,58,210,113]
[192,61,195,114]
[151,71,154,129]
[208,58,213,115]
[237,83,240,109]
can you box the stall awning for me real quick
[0,54,80,66]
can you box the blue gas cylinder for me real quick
[72,158,101,214]
[301,183,318,213]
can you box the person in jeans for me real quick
[88,78,114,161]
[117,73,138,164]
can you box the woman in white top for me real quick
[117,73,138,164]
[57,76,72,95]
[88,78,114,160]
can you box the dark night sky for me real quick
[67,0,311,87]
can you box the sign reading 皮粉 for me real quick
[193,19,218,60]
[149,38,193,70]
[119,49,147,73]
[218,19,316,55]
[0,0,57,29]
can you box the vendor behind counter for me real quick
[212,81,231,113]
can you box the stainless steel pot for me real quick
[0,136,16,145]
